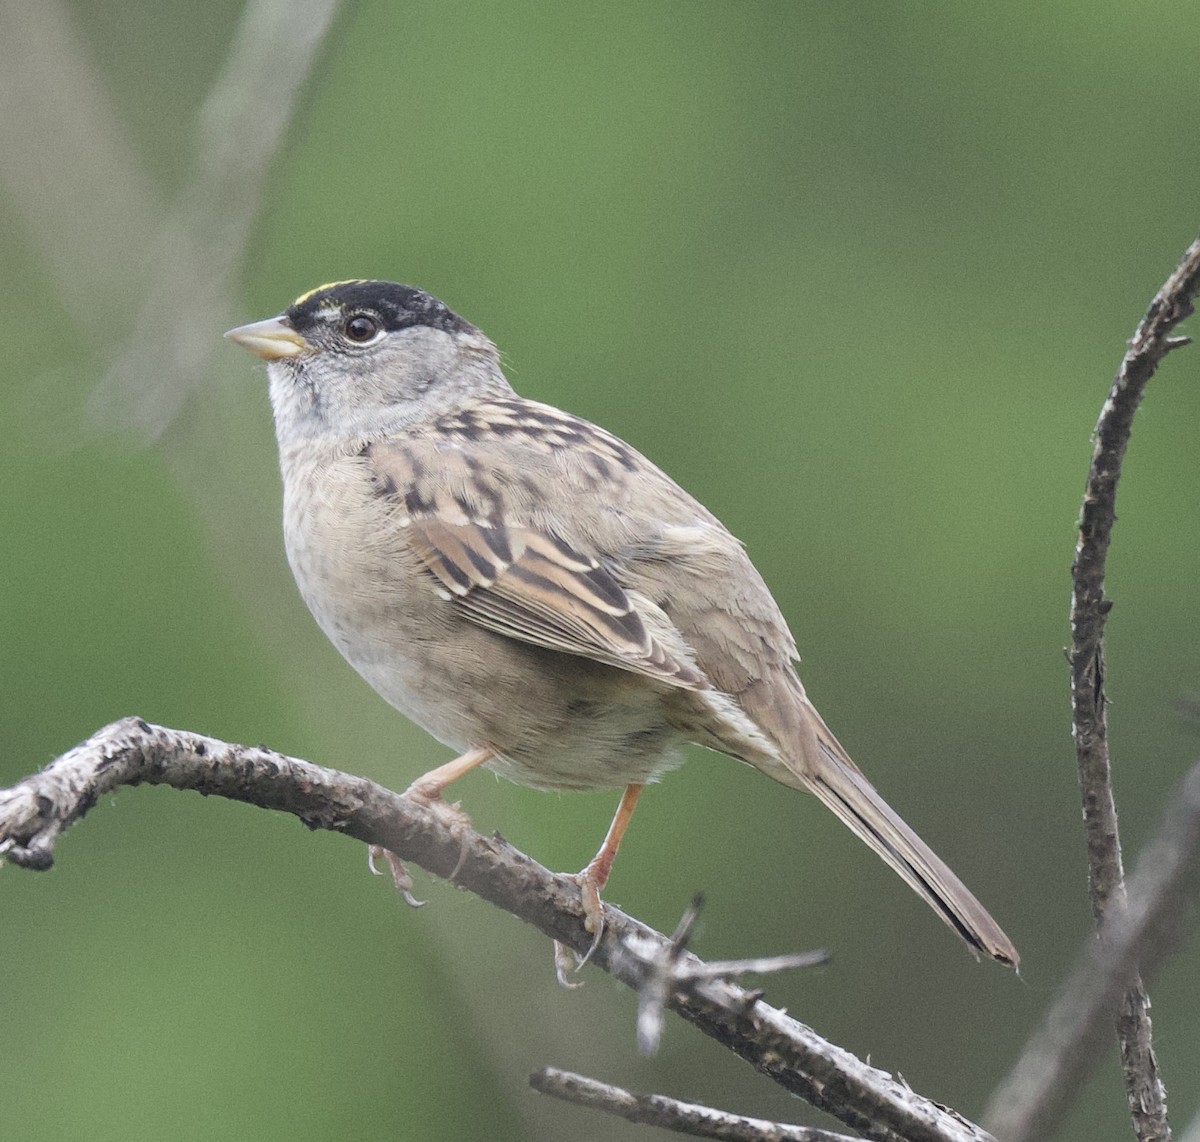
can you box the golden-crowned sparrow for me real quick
[226,280,1018,972]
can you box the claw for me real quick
[368,844,426,907]
[447,830,470,881]
[553,941,584,988]
[575,869,607,968]
[363,748,492,910]
[551,866,608,983]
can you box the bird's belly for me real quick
[344,622,687,791]
[326,614,688,789]
[284,475,685,791]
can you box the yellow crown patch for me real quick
[291,280,369,307]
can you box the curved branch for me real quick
[2,717,995,1142]
[1066,236,1200,1142]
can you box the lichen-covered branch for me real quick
[2,717,994,1142]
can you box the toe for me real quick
[553,941,584,988]
[574,867,607,968]
[403,787,474,833]
[369,844,426,907]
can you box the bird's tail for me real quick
[778,695,1018,967]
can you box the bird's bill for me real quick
[224,316,310,360]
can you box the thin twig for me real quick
[984,758,1200,1140]
[1,0,345,439]
[1,718,995,1142]
[627,893,706,1054]
[91,0,346,439]
[623,895,828,1056]
[1066,235,1200,1142]
[530,1067,860,1141]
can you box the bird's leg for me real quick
[404,745,493,823]
[371,746,493,901]
[555,782,645,984]
[578,782,645,936]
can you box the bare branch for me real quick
[0,0,344,439]
[985,759,1200,1140]
[0,0,164,334]
[622,894,828,1056]
[530,1067,860,1141]
[1072,233,1200,913]
[1066,235,1200,1142]
[2,718,996,1142]
[91,0,346,438]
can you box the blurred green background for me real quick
[3,3,1198,1139]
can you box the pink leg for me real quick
[578,782,645,933]
[405,745,493,808]
[555,783,645,985]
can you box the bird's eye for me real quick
[343,313,381,343]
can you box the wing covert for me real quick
[367,440,706,690]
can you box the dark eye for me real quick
[344,313,381,342]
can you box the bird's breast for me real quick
[278,449,689,790]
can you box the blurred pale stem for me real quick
[985,758,1200,1140]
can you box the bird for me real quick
[225,279,1018,977]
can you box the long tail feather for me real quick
[788,699,1018,966]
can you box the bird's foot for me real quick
[368,844,425,907]
[577,861,607,955]
[552,861,609,987]
[403,780,474,831]
[553,940,584,989]
[402,780,473,879]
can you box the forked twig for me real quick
[620,894,828,1055]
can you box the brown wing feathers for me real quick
[368,441,705,690]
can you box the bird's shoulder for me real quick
[365,395,739,560]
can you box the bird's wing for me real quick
[365,436,708,690]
